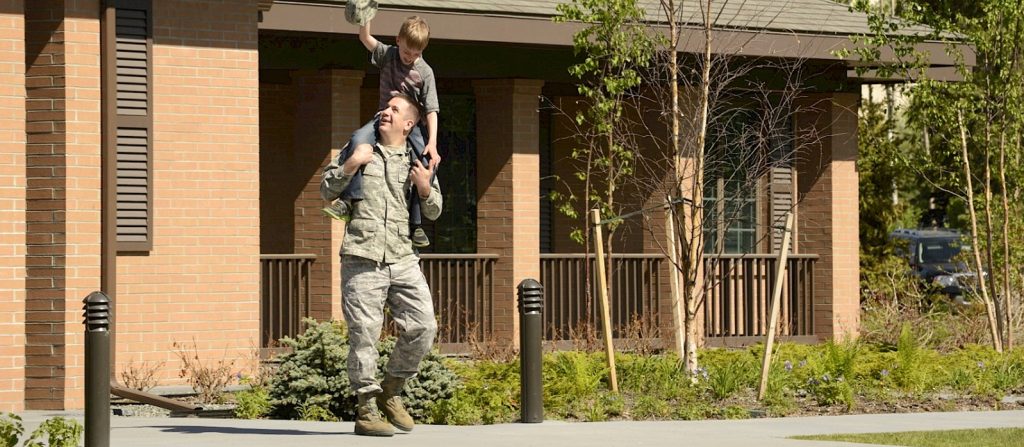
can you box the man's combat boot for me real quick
[354,392,395,437]
[380,375,415,431]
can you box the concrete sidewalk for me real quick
[17,410,1024,447]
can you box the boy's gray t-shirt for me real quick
[371,42,439,115]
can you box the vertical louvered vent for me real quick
[116,7,148,116]
[112,0,152,251]
[117,127,149,243]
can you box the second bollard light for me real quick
[518,278,544,423]
[84,291,111,447]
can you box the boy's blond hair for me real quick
[398,16,430,51]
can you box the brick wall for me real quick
[114,0,261,385]
[327,70,364,321]
[796,93,860,340]
[290,69,363,322]
[259,69,363,329]
[473,79,543,343]
[0,0,25,412]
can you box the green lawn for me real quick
[793,428,1024,447]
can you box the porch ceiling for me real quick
[263,1,971,73]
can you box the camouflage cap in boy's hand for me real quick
[345,0,379,26]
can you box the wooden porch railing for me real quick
[258,252,817,351]
[703,254,818,340]
[259,254,316,349]
[540,254,664,341]
[419,254,499,346]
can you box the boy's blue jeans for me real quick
[337,114,430,228]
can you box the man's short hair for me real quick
[398,16,430,51]
[391,93,423,123]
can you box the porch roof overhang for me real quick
[261,0,972,82]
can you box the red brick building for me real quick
[0,0,961,411]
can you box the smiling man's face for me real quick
[378,96,416,137]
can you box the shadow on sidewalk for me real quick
[144,425,354,436]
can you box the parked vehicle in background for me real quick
[889,228,977,304]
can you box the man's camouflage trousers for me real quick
[341,255,437,395]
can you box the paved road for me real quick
[17,409,1024,447]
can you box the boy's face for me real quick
[396,37,423,65]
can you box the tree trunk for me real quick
[662,0,687,361]
[680,0,714,373]
[1002,132,1014,348]
[958,110,1004,353]
[983,122,1005,344]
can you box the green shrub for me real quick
[0,413,23,447]
[617,353,687,398]
[821,339,861,381]
[543,351,606,416]
[891,325,931,393]
[23,417,82,447]
[632,394,672,419]
[806,373,855,409]
[700,349,756,400]
[762,362,798,416]
[431,360,518,425]
[268,320,353,420]
[268,319,459,422]
[233,383,271,419]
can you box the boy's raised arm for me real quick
[358,21,379,52]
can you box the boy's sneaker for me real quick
[411,228,430,248]
[322,200,351,222]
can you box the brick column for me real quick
[292,70,364,323]
[328,70,364,321]
[25,0,101,410]
[473,79,544,344]
[795,93,860,340]
[0,0,25,412]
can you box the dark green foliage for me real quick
[431,360,520,425]
[268,319,459,422]
[268,320,354,420]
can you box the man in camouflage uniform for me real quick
[321,93,442,437]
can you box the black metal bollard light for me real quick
[83,292,111,447]
[517,278,544,423]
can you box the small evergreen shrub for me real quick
[268,319,458,422]
[269,320,354,420]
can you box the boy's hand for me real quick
[342,143,374,175]
[410,159,434,198]
[424,142,441,169]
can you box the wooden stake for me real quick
[758,212,793,401]
[591,208,619,394]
